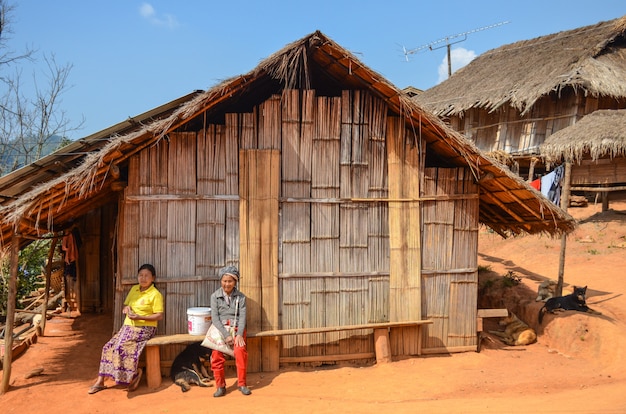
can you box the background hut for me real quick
[414,15,626,184]
[541,109,626,210]
[0,31,575,376]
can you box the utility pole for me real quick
[403,21,509,77]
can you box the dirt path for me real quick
[2,198,626,413]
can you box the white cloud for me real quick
[437,47,476,83]
[139,3,179,29]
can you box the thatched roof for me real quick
[0,31,575,245]
[414,16,626,116]
[541,109,626,163]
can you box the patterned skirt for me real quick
[98,324,156,385]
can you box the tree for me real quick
[0,0,82,175]
[0,0,80,317]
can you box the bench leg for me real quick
[373,328,391,363]
[145,345,162,389]
[417,325,422,356]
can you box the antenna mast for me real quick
[403,21,509,77]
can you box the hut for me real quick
[0,31,575,379]
[541,109,626,210]
[413,16,626,183]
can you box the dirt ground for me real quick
[2,195,626,414]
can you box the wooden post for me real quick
[556,162,572,297]
[145,345,162,388]
[601,184,609,212]
[1,233,21,395]
[41,236,59,336]
[373,328,391,363]
[527,157,538,182]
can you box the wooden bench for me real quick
[145,320,433,388]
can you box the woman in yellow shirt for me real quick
[88,264,164,394]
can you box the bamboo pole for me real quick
[1,232,21,394]
[556,162,572,297]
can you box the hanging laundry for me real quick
[530,179,541,191]
[62,228,81,281]
[62,232,78,264]
[540,164,564,206]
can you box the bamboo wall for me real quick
[450,93,626,157]
[115,88,481,369]
[420,168,479,353]
[571,157,626,185]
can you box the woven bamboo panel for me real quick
[197,125,226,195]
[167,132,196,194]
[571,157,626,185]
[258,95,282,150]
[239,112,256,149]
[447,276,477,348]
[166,201,196,279]
[148,141,169,194]
[138,200,168,280]
[419,167,479,351]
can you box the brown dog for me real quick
[489,311,537,346]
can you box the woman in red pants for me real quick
[209,266,251,397]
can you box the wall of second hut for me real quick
[448,92,626,159]
[114,89,479,370]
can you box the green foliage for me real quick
[501,271,522,287]
[478,264,492,273]
[0,238,53,316]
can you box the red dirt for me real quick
[2,196,626,414]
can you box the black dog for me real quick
[170,342,213,392]
[538,285,601,324]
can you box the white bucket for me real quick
[187,307,211,335]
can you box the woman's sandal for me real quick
[128,368,143,392]
[88,385,107,394]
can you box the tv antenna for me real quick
[403,21,509,77]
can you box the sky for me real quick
[5,1,625,140]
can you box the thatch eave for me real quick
[540,109,626,163]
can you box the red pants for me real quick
[211,332,248,387]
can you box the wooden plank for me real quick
[239,149,280,372]
[250,320,433,337]
[477,308,509,318]
[279,353,375,363]
[147,334,205,346]
[387,117,422,322]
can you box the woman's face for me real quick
[220,274,237,295]
[137,268,155,290]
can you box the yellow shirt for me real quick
[123,284,164,327]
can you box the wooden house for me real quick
[0,31,575,374]
[414,16,626,192]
